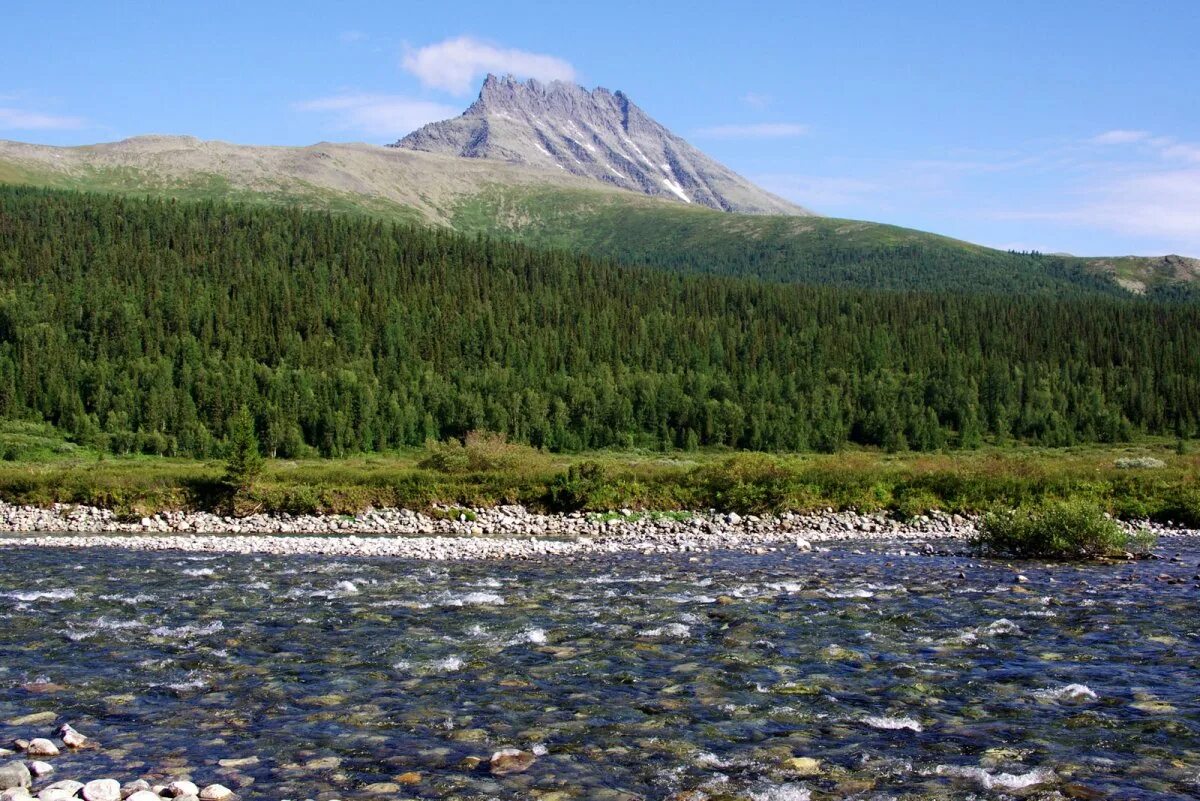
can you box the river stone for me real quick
[26,764,51,779]
[166,782,199,798]
[0,763,31,791]
[490,748,536,776]
[23,742,57,759]
[198,786,233,801]
[58,725,87,750]
[40,782,81,795]
[82,779,121,801]
[37,790,74,801]
[4,714,55,728]
[781,756,822,776]
[120,780,150,798]
[361,783,399,794]
[1,788,32,801]
[124,794,161,801]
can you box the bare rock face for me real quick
[393,74,810,216]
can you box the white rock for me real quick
[166,781,199,798]
[25,763,51,779]
[81,780,120,801]
[125,793,162,801]
[198,785,233,801]
[22,742,56,759]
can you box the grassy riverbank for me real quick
[0,422,1195,525]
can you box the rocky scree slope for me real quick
[393,73,807,216]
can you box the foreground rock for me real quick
[0,763,30,792]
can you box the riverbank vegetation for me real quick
[977,499,1155,559]
[0,429,1194,524]
[1,187,1198,460]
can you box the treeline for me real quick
[0,186,1197,457]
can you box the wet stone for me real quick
[0,764,30,792]
[81,780,121,801]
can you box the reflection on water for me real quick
[1,542,1198,800]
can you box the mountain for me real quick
[1,134,1193,298]
[392,74,807,216]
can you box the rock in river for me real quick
[81,779,120,801]
[490,748,536,775]
[23,742,57,759]
[165,781,199,798]
[58,725,87,750]
[0,763,30,791]
[198,785,233,801]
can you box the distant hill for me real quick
[0,132,1194,298]
[392,74,807,216]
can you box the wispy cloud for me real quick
[402,36,576,95]
[338,30,368,44]
[695,122,810,139]
[1090,129,1150,145]
[0,106,86,131]
[741,92,772,110]
[985,130,1200,253]
[294,93,457,138]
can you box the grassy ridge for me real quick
[0,428,1195,525]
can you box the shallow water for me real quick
[1,542,1198,800]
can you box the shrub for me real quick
[419,431,542,474]
[545,462,607,512]
[977,499,1152,560]
[1114,457,1166,470]
[695,453,792,513]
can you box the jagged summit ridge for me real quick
[391,74,810,216]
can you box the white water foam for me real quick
[936,764,1055,791]
[864,715,924,732]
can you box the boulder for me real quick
[58,725,87,750]
[25,764,51,780]
[22,742,56,759]
[120,780,151,798]
[197,786,233,801]
[165,782,199,798]
[82,779,121,801]
[0,763,31,791]
[124,794,161,801]
[489,748,536,776]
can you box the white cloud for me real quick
[0,106,86,130]
[741,92,772,110]
[988,131,1200,253]
[294,93,458,138]
[695,123,810,139]
[401,36,576,95]
[338,30,368,44]
[1090,129,1150,145]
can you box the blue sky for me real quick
[3,0,1198,256]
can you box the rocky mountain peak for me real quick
[391,74,810,216]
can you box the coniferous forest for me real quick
[0,186,1197,457]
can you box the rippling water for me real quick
[1,541,1198,800]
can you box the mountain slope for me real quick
[2,185,1197,457]
[393,74,807,216]
[0,134,1194,297]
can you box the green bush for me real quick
[695,453,792,513]
[419,431,543,474]
[977,499,1151,560]
[545,462,607,512]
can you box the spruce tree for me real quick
[224,407,263,490]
